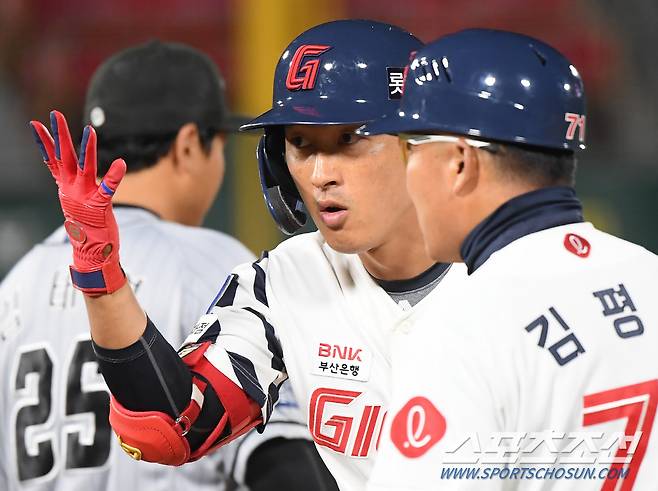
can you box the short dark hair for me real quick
[96,125,219,176]
[490,143,577,187]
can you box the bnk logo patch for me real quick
[286,44,332,91]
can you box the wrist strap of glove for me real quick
[69,261,126,295]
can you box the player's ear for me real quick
[451,138,480,197]
[171,123,202,174]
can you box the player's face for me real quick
[285,124,416,253]
[404,141,465,262]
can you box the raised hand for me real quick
[30,111,127,295]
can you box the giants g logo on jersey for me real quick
[309,387,384,457]
[286,45,332,91]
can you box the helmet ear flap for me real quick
[256,129,308,235]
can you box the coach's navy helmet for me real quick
[359,29,587,153]
[240,19,422,235]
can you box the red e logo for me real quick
[564,233,590,258]
[285,45,332,91]
[390,396,446,458]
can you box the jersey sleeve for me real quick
[179,252,287,428]
[98,250,291,466]
[178,229,256,345]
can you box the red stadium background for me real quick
[0,0,656,275]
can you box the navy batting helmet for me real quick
[240,19,422,234]
[359,29,587,153]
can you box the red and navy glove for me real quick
[30,111,127,295]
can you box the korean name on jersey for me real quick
[367,223,658,490]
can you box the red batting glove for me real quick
[30,110,127,295]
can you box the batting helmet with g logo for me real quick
[359,29,587,153]
[240,19,422,234]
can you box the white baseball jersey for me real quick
[0,207,306,491]
[181,230,450,490]
[367,222,658,490]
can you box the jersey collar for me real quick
[372,262,450,294]
[460,186,584,275]
[113,203,162,219]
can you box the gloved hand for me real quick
[30,110,127,295]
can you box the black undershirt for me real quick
[372,262,451,307]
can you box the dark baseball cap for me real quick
[84,40,248,137]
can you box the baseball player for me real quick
[1,41,334,490]
[359,29,658,489]
[27,20,453,490]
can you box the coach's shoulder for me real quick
[474,222,655,280]
[587,225,658,261]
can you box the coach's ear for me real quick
[452,138,480,197]
[171,123,203,174]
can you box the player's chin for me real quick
[318,223,366,254]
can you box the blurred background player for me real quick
[359,29,658,489]
[27,20,459,490]
[0,40,335,490]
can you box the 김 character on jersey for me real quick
[28,20,469,491]
[360,29,658,490]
